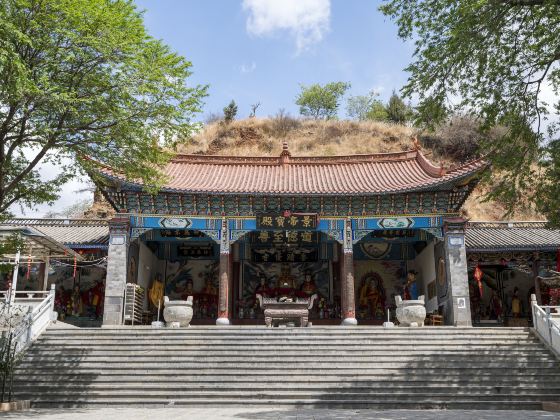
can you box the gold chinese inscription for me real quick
[256,213,317,230]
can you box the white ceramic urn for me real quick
[395,295,426,327]
[163,295,193,327]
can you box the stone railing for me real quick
[1,284,57,353]
[531,294,560,358]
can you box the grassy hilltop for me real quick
[178,117,542,222]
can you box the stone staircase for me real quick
[13,326,560,409]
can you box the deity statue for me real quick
[490,289,503,321]
[300,270,317,297]
[89,280,105,319]
[511,287,521,318]
[201,277,217,296]
[359,274,386,318]
[179,279,195,300]
[69,285,82,316]
[255,274,270,298]
[276,264,295,289]
[403,270,419,300]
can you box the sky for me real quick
[19,0,414,217]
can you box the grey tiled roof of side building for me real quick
[465,221,560,252]
[1,218,109,247]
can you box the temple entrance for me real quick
[353,228,440,325]
[128,229,220,324]
[232,231,341,324]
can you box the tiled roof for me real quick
[466,221,560,252]
[98,145,487,195]
[1,219,109,248]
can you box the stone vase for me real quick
[163,296,193,327]
[395,295,426,327]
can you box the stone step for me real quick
[14,375,560,384]
[33,340,544,347]
[17,360,560,369]
[13,382,560,393]
[24,397,546,410]
[26,346,553,357]
[37,331,540,338]
[22,357,557,365]
[17,327,558,409]
[18,388,560,399]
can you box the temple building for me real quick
[3,144,560,327]
[93,142,489,326]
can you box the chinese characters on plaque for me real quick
[160,229,207,238]
[256,213,318,230]
[252,248,318,263]
[177,245,214,258]
[250,230,318,245]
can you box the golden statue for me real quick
[201,277,217,296]
[359,274,385,318]
[149,277,164,308]
[277,264,295,289]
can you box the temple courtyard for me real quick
[1,407,559,419]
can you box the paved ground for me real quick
[1,408,559,420]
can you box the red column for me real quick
[341,247,357,326]
[217,218,230,326]
[217,252,230,325]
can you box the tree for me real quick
[249,102,260,118]
[380,0,560,219]
[386,91,412,124]
[43,198,93,219]
[223,100,238,123]
[0,0,207,214]
[366,100,389,122]
[296,82,351,120]
[346,91,379,121]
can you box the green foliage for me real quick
[223,100,238,123]
[0,0,207,213]
[386,91,413,124]
[296,82,351,120]
[366,100,390,122]
[346,91,379,121]
[380,0,560,220]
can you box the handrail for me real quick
[531,294,560,358]
[2,284,57,353]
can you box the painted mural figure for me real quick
[359,273,386,319]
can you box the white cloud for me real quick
[240,61,257,73]
[242,0,330,53]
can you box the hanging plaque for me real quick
[256,212,318,230]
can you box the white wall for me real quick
[137,242,159,310]
[412,241,438,313]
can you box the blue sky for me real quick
[135,0,414,120]
[23,0,415,216]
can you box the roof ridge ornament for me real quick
[412,136,421,150]
[280,141,291,165]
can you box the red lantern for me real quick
[474,265,483,297]
[73,256,77,279]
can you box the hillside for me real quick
[177,118,543,222]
